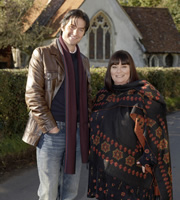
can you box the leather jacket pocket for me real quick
[44,72,58,91]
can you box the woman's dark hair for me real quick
[60,9,90,35]
[105,50,139,91]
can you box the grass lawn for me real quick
[0,134,36,178]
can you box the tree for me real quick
[159,0,180,32]
[118,0,180,31]
[118,0,162,6]
[0,0,52,55]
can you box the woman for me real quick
[87,50,172,200]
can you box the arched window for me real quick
[165,54,173,67]
[149,55,159,67]
[89,12,112,61]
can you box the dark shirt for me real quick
[51,51,80,122]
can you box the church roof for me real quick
[22,0,50,32]
[123,6,180,53]
[22,0,84,36]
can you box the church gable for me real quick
[80,0,143,66]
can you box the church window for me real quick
[149,55,159,67]
[165,54,173,67]
[89,12,112,60]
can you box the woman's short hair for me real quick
[60,9,90,35]
[105,50,139,91]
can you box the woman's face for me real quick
[110,60,130,85]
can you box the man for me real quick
[22,9,91,200]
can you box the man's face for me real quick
[61,17,86,49]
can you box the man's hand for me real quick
[49,126,60,134]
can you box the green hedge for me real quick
[0,67,180,140]
[137,67,180,98]
[0,69,28,138]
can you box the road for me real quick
[0,111,180,200]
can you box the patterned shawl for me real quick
[89,80,172,200]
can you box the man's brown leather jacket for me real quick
[22,39,91,146]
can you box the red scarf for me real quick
[59,36,89,174]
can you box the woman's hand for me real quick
[137,161,146,173]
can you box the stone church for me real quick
[10,0,180,67]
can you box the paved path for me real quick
[0,111,180,200]
[166,111,180,200]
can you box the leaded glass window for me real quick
[89,12,112,60]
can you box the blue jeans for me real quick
[36,122,82,200]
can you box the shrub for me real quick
[137,67,180,99]
[90,67,106,98]
[0,67,180,140]
[0,69,28,138]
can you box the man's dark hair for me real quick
[60,9,90,35]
